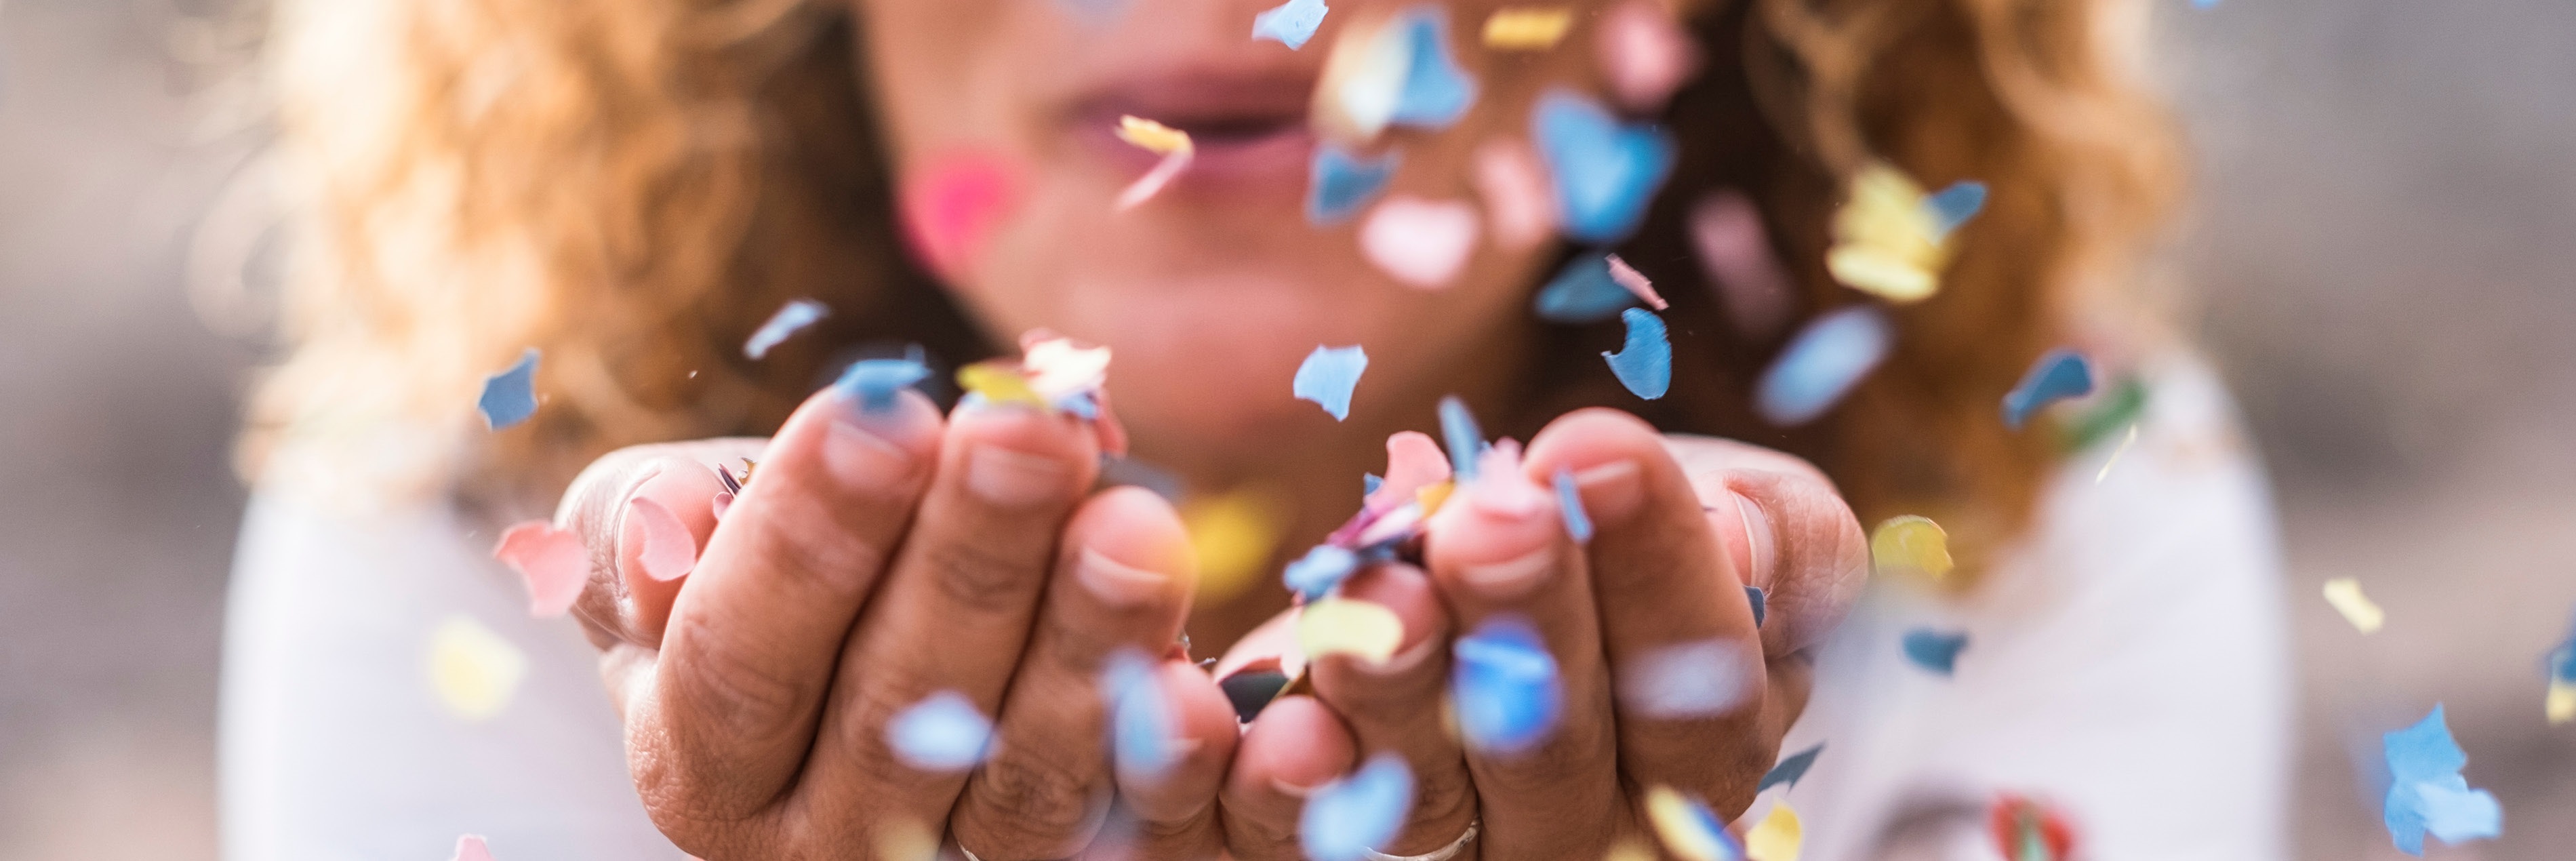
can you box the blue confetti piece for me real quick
[744,298,829,360]
[1452,616,1563,753]
[1364,473,1384,496]
[886,690,992,772]
[1386,6,1476,129]
[2002,348,2096,430]
[832,346,931,415]
[2192,0,2219,7]
[1057,0,1129,24]
[1251,0,1329,49]
[1603,308,1672,401]
[1532,254,1637,323]
[1554,468,1592,543]
[478,348,540,430]
[1756,742,1824,793]
[1300,753,1415,861]
[1284,544,1363,600]
[1104,649,1180,778]
[1901,628,1968,675]
[1533,89,1676,244]
[2381,704,2501,855]
[1438,395,1484,483]
[1307,146,1401,225]
[1746,586,1767,628]
[1924,180,1988,239]
[1755,306,1893,426]
[2415,781,2503,847]
[1293,345,1369,421]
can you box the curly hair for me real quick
[245,0,2179,580]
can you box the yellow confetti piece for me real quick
[2548,681,2574,725]
[1827,162,1950,303]
[428,616,527,721]
[1115,115,1192,156]
[1483,7,1573,49]
[1870,515,1954,584]
[1602,840,1657,861]
[873,818,938,861]
[1416,481,1455,517]
[1746,801,1803,861]
[1299,598,1407,664]
[1643,785,1733,861]
[957,361,1046,407]
[1183,490,1282,603]
[2320,578,2385,634]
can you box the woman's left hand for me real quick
[1217,408,1870,861]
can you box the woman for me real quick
[222,0,2288,858]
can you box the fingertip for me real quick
[1067,486,1198,609]
[1236,696,1357,798]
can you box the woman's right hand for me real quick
[550,383,1239,860]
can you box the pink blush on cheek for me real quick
[900,151,1025,281]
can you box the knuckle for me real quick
[962,744,1109,851]
[740,498,885,605]
[1478,719,1613,799]
[925,537,1047,616]
[666,613,812,741]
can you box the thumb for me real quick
[556,437,770,649]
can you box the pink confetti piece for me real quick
[628,496,698,582]
[451,835,496,861]
[900,151,1022,281]
[492,521,586,618]
[1603,254,1669,310]
[712,491,735,521]
[1690,190,1794,338]
[1367,430,1454,513]
[1596,1,1697,111]
[1360,195,1481,289]
[1472,138,1556,251]
[1116,147,1195,210]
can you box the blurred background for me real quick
[1,0,2570,857]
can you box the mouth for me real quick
[1068,72,1318,185]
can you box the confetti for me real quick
[1746,586,1768,626]
[1533,254,1639,324]
[1901,628,1968,675]
[1438,396,1485,481]
[1604,254,1669,311]
[625,497,698,582]
[1185,490,1282,602]
[1483,7,1572,49]
[1825,162,1954,303]
[1313,15,1410,142]
[2382,704,2502,855]
[887,690,994,772]
[1388,5,1478,129]
[1301,753,1416,861]
[477,348,540,430]
[2550,628,2576,724]
[1745,801,1803,861]
[1284,544,1363,600]
[1368,431,1453,513]
[1308,145,1401,225]
[834,347,931,414]
[1644,786,1744,861]
[1758,742,1824,793]
[492,521,586,618]
[1926,180,1989,238]
[1252,0,1329,49]
[1755,306,1891,426]
[1869,515,1954,584]
[1533,89,1676,244]
[450,835,496,861]
[1300,597,1407,664]
[1987,795,2076,861]
[428,616,527,721]
[1690,191,1794,338]
[1105,649,1181,777]
[743,299,830,361]
[2320,578,2386,634]
[900,151,1021,279]
[1603,308,1672,401]
[1057,0,1129,24]
[1115,116,1196,210]
[1554,468,1592,542]
[1022,332,1113,401]
[1360,195,1481,288]
[1617,638,1751,719]
[1451,616,1563,753]
[1293,345,1369,420]
[1472,138,1556,251]
[874,819,941,861]
[1596,1,1698,110]
[2058,376,2149,453]
[2003,349,2095,430]
[2094,424,2139,484]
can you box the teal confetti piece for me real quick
[1300,753,1415,861]
[1532,254,1637,323]
[1251,0,1328,49]
[1901,628,1968,675]
[1452,616,1563,753]
[1307,145,1401,225]
[1293,345,1369,421]
[1386,6,1476,129]
[833,346,931,415]
[478,348,540,430]
[886,690,992,772]
[744,298,829,360]
[1554,468,1592,543]
[1756,306,1892,426]
[2003,349,2096,430]
[1533,89,1675,244]
[1604,308,1672,400]
[1757,742,1824,793]
[1438,395,1483,483]
[1284,544,1363,600]
[1925,180,1988,239]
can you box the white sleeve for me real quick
[1779,357,2294,861]
[219,488,683,861]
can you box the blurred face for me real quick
[853,0,1623,479]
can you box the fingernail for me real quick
[1573,460,1645,524]
[1076,547,1170,608]
[1270,776,1326,799]
[1360,635,1441,677]
[1733,491,1776,588]
[966,445,1068,506]
[824,419,919,489]
[1462,547,1553,599]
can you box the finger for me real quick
[559,438,767,649]
[797,399,1103,835]
[1523,409,1769,815]
[947,487,1197,859]
[1308,563,1478,857]
[1221,695,1359,861]
[1710,468,1868,660]
[632,386,944,832]
[1088,659,1242,861]
[1422,445,1622,861]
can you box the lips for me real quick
[1068,71,1319,184]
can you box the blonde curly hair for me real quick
[245,0,2179,576]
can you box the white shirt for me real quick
[218,357,2287,860]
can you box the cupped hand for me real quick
[552,383,1240,860]
[1219,409,1868,861]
